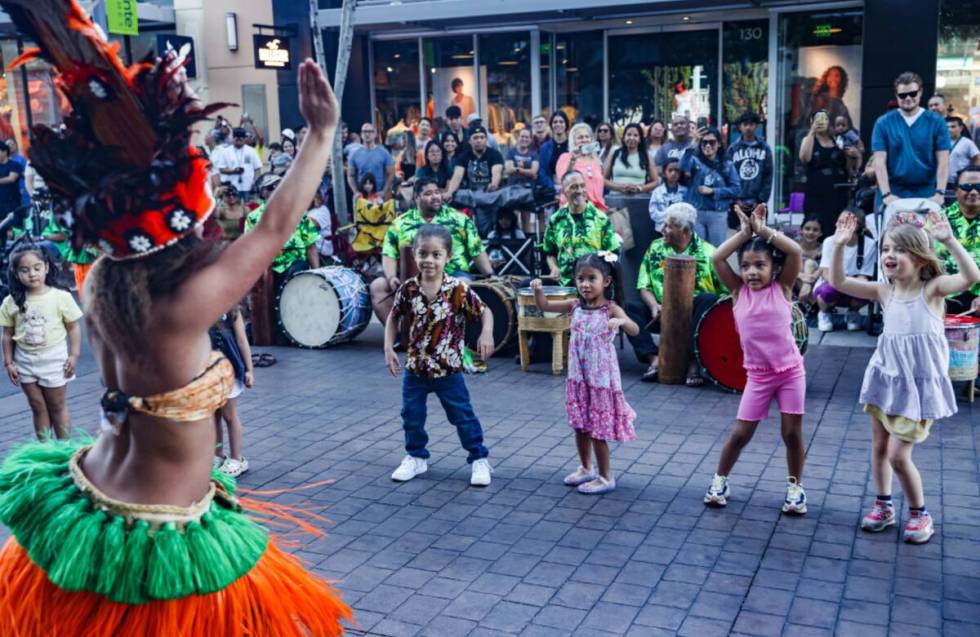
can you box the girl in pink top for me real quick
[705,204,808,515]
[556,123,607,211]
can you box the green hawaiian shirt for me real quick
[938,202,980,297]
[636,235,727,302]
[40,217,99,264]
[541,203,621,285]
[382,205,483,275]
[245,204,319,274]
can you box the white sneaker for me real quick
[470,458,493,486]
[219,456,249,478]
[817,311,834,332]
[212,455,225,471]
[391,455,427,482]
[846,310,862,331]
[782,476,807,515]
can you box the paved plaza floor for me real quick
[0,323,976,636]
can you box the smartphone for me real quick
[696,117,708,130]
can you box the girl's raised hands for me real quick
[298,59,339,134]
[734,207,753,237]
[750,203,768,234]
[925,211,953,244]
[833,212,857,246]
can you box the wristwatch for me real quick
[935,189,945,196]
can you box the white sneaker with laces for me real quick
[704,473,731,507]
[391,455,427,482]
[782,476,807,515]
[470,458,493,486]
[846,310,862,331]
[818,311,834,332]
[219,456,249,478]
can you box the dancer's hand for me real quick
[477,332,494,361]
[385,347,401,376]
[926,210,953,244]
[734,207,753,238]
[607,317,626,332]
[63,355,76,378]
[5,363,17,385]
[750,203,768,234]
[530,278,543,291]
[298,59,339,135]
[244,370,255,388]
[833,212,857,246]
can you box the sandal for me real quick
[641,361,658,383]
[251,353,277,368]
[685,371,704,387]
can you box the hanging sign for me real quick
[254,34,292,70]
[157,35,196,78]
[106,0,138,36]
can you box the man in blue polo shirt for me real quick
[872,71,951,208]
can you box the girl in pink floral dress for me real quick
[531,251,638,494]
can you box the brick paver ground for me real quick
[0,323,977,636]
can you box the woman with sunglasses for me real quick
[595,122,618,165]
[681,127,740,245]
[800,109,849,237]
[646,119,667,158]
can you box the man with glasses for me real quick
[871,72,951,208]
[938,166,980,315]
[347,122,395,201]
[530,114,551,153]
[654,114,695,174]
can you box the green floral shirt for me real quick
[636,235,727,302]
[245,204,319,274]
[40,217,99,264]
[382,205,483,275]
[541,203,621,285]
[938,202,980,297]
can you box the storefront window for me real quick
[937,0,980,128]
[774,10,863,209]
[608,29,717,130]
[0,40,65,151]
[539,36,551,117]
[554,31,602,125]
[478,32,531,146]
[423,36,476,128]
[723,20,769,144]
[373,39,421,147]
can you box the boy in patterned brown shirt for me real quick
[384,224,495,486]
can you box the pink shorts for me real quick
[737,365,806,422]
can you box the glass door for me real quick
[607,28,719,130]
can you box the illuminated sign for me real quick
[253,34,291,70]
[106,0,138,36]
[813,24,843,37]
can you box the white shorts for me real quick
[14,344,72,388]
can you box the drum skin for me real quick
[695,296,808,393]
[277,267,371,348]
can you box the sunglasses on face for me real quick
[958,182,980,192]
[598,128,610,133]
[897,90,919,100]
[701,139,718,147]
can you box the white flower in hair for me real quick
[129,235,153,253]
[168,209,193,232]
[597,250,618,263]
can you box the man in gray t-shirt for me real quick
[347,122,395,198]
[654,114,695,174]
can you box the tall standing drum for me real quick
[277,266,371,348]
[659,255,696,384]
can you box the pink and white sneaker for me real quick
[903,510,935,544]
[861,500,896,532]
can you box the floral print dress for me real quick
[565,302,636,442]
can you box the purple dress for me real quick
[565,302,637,441]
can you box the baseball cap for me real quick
[467,113,481,125]
[468,125,488,138]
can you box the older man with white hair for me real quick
[627,202,728,383]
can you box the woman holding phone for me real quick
[800,109,849,237]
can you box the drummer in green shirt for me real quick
[369,177,493,324]
[41,216,100,300]
[938,166,980,315]
[627,202,727,384]
[540,171,621,286]
[243,173,320,286]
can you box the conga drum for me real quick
[249,268,276,346]
[398,246,418,346]
[658,255,696,384]
[694,296,809,393]
[465,277,518,356]
[276,267,371,348]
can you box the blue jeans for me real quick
[695,209,728,247]
[401,371,489,463]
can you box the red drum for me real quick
[694,296,808,393]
